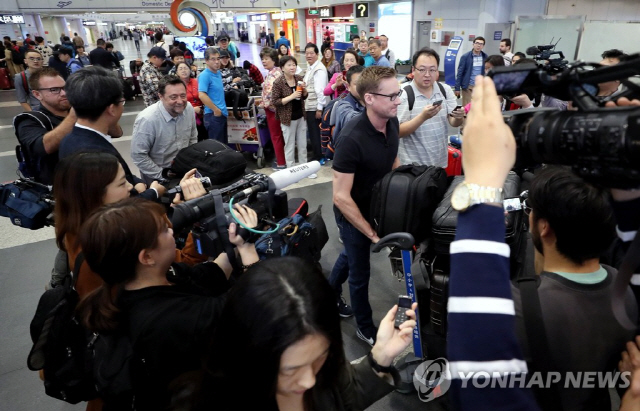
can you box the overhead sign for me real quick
[0,14,25,24]
[82,20,96,26]
[271,11,295,20]
[355,3,369,18]
[319,7,332,18]
[250,14,267,22]
[308,9,319,16]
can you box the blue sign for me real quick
[494,31,502,41]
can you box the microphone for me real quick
[526,46,540,56]
[233,161,321,200]
[166,177,212,195]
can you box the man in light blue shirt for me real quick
[357,41,375,67]
[57,47,83,75]
[198,47,228,143]
[131,76,198,184]
[368,39,391,67]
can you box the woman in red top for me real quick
[176,62,207,141]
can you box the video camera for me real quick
[525,39,568,73]
[0,178,55,229]
[169,162,321,258]
[487,52,640,188]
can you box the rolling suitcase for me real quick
[370,164,447,243]
[431,172,525,275]
[0,68,11,90]
[445,144,462,176]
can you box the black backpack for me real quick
[169,139,247,185]
[27,255,137,405]
[224,88,250,120]
[12,47,25,66]
[370,164,448,243]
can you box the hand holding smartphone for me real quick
[432,100,443,107]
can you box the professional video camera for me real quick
[525,39,568,73]
[0,178,55,229]
[487,53,640,188]
[170,162,320,258]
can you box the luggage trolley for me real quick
[226,97,271,168]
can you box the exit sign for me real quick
[308,9,319,15]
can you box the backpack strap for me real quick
[403,84,415,111]
[516,274,563,410]
[21,71,29,96]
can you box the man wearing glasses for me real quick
[330,66,401,346]
[454,36,487,107]
[131,76,197,185]
[13,67,76,185]
[397,48,463,167]
[15,49,44,111]
[59,66,160,200]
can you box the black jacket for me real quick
[89,46,120,69]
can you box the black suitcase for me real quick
[431,172,525,275]
[169,140,247,186]
[430,268,449,336]
[370,165,448,243]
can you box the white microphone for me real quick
[233,161,321,200]
[269,161,321,189]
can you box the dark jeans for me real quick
[328,210,375,333]
[204,113,228,144]
[305,110,322,161]
[134,40,140,50]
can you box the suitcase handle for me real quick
[372,232,415,252]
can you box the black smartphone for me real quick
[394,295,413,329]
[503,197,522,213]
[449,105,462,117]
[432,100,443,107]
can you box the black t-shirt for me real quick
[15,106,65,185]
[290,85,303,121]
[332,110,399,221]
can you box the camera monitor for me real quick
[174,36,207,60]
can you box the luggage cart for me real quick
[226,97,271,168]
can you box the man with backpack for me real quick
[323,65,365,155]
[15,49,44,111]
[57,47,83,75]
[397,47,464,167]
[379,35,396,67]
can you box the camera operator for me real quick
[76,197,259,410]
[59,66,162,201]
[510,165,637,410]
[447,77,640,410]
[13,67,76,185]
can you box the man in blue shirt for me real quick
[454,36,487,107]
[357,41,375,68]
[57,47,83,75]
[275,31,291,50]
[198,47,228,143]
[367,39,391,67]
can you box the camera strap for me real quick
[611,230,640,331]
[212,190,239,272]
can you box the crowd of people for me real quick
[5,26,640,411]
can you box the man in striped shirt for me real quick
[397,47,464,167]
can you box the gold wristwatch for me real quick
[451,182,504,212]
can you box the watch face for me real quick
[451,183,470,211]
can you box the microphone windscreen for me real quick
[270,161,321,189]
[526,46,540,56]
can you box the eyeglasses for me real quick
[27,57,43,62]
[36,86,65,94]
[117,99,126,106]
[414,67,438,76]
[369,90,403,101]
[522,199,532,216]
[474,42,485,46]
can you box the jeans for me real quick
[134,40,140,51]
[305,111,323,161]
[328,210,375,333]
[204,113,228,144]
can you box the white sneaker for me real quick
[307,173,318,179]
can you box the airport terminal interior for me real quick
[1,0,638,409]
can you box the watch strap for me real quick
[367,351,402,387]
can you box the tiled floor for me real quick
[0,38,448,410]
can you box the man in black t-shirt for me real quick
[13,67,77,185]
[330,66,401,346]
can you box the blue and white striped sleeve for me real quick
[447,204,539,411]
